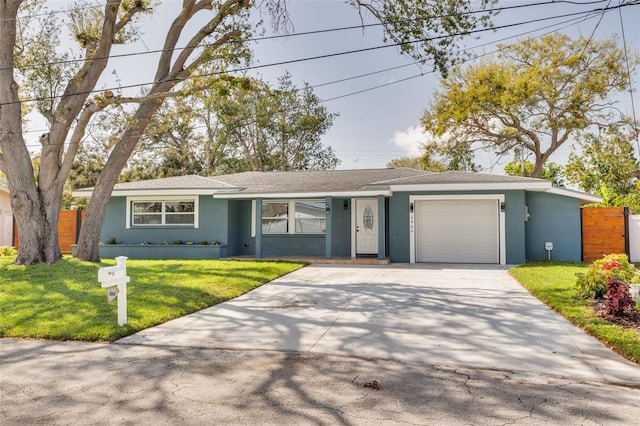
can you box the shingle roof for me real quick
[77,168,552,196]
[109,175,237,191]
[71,168,599,203]
[370,170,545,186]
[212,168,432,193]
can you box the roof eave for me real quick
[545,187,602,203]
[72,188,242,198]
[388,181,552,192]
[214,189,393,199]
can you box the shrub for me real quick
[576,254,639,298]
[605,277,635,316]
[0,246,17,256]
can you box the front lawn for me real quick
[0,256,304,342]
[510,261,640,364]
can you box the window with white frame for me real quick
[262,200,326,234]
[262,202,289,233]
[130,199,196,227]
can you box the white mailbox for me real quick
[98,266,126,287]
[97,256,130,326]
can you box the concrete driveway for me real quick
[118,264,640,385]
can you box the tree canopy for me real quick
[421,33,636,178]
[564,127,639,198]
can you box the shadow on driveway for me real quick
[118,263,640,385]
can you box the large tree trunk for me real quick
[0,0,58,264]
[76,100,163,261]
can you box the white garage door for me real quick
[415,199,499,263]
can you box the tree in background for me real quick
[421,33,636,178]
[503,159,564,187]
[123,72,339,177]
[564,127,639,198]
[212,72,340,172]
[0,0,497,264]
[387,140,480,172]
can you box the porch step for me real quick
[226,256,390,265]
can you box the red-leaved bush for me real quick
[602,260,622,271]
[605,277,635,316]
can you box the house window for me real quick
[262,202,289,233]
[262,200,326,234]
[295,201,326,233]
[131,199,196,226]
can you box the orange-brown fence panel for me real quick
[581,207,627,262]
[13,210,86,254]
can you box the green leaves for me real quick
[564,128,639,198]
[352,0,497,75]
[421,33,635,178]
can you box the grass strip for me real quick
[510,261,640,364]
[0,256,304,342]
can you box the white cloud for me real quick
[389,126,426,157]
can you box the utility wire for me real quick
[13,8,602,148]
[3,3,627,109]
[4,0,615,72]
[618,0,640,155]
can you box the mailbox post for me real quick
[98,256,130,326]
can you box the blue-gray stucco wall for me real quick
[101,196,229,245]
[388,191,528,264]
[525,192,582,262]
[227,200,254,256]
[330,198,352,257]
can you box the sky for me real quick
[23,0,640,173]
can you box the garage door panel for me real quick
[416,199,498,263]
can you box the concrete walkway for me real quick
[118,264,640,386]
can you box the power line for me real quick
[10,7,610,146]
[618,0,640,155]
[5,0,614,72]
[3,2,628,109]
[13,7,604,148]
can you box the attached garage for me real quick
[410,196,503,264]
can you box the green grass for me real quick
[0,256,304,342]
[510,261,640,364]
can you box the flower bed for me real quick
[71,243,228,260]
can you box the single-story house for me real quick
[0,182,13,247]
[73,168,600,264]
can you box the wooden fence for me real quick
[581,207,627,262]
[13,210,86,254]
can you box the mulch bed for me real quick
[591,298,640,334]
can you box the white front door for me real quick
[355,199,378,255]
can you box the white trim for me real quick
[259,199,327,236]
[216,190,392,199]
[73,188,232,198]
[251,200,256,238]
[391,181,550,193]
[545,187,601,203]
[351,198,357,257]
[125,196,199,229]
[409,194,506,265]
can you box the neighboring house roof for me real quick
[71,168,601,203]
